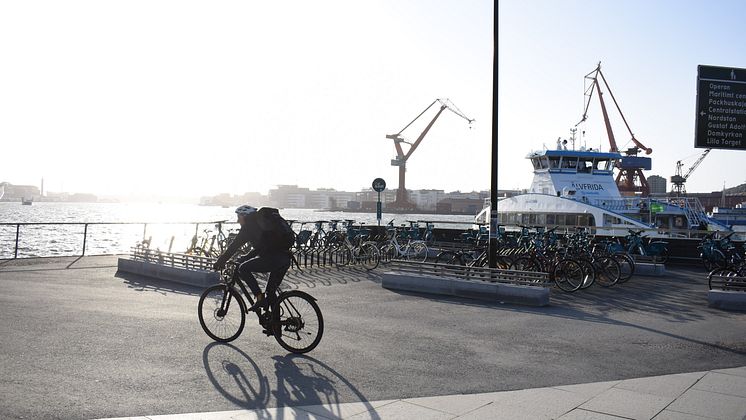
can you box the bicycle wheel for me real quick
[578,258,596,289]
[613,252,635,284]
[652,248,669,265]
[379,243,397,264]
[198,285,246,343]
[271,290,324,354]
[552,259,584,292]
[510,256,539,272]
[357,242,380,270]
[406,242,429,262]
[435,250,459,265]
[594,256,621,287]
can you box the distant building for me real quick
[647,175,667,195]
[0,183,40,202]
[409,189,444,211]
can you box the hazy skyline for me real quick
[1,0,745,199]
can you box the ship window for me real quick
[528,214,537,225]
[594,158,611,172]
[536,214,546,225]
[577,214,588,226]
[522,214,530,224]
[539,157,549,169]
[531,158,541,170]
[604,214,622,225]
[556,214,565,225]
[566,215,577,226]
[548,157,560,169]
[578,158,593,173]
[561,157,578,169]
[546,214,555,225]
[588,215,595,226]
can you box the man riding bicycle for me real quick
[212,205,292,313]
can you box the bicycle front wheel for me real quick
[272,290,324,354]
[198,284,246,343]
[405,242,429,262]
[357,242,380,270]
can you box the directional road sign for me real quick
[695,65,746,150]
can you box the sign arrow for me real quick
[700,111,707,117]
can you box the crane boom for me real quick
[684,148,711,180]
[386,98,474,209]
[578,62,654,195]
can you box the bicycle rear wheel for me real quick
[595,256,621,287]
[613,252,635,284]
[271,290,324,354]
[553,259,584,292]
[198,284,246,343]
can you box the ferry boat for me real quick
[475,145,731,237]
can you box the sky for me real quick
[0,0,744,199]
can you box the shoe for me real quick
[247,294,268,312]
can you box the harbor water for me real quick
[0,202,476,258]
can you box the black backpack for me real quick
[256,207,295,251]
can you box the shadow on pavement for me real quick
[114,271,205,296]
[387,266,746,358]
[202,342,381,419]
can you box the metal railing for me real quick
[0,221,221,259]
[386,259,551,287]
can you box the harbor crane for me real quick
[577,62,654,196]
[386,98,474,210]
[671,148,712,195]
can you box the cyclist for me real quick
[212,205,292,313]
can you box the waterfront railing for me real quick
[0,221,225,259]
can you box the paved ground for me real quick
[96,366,746,419]
[1,256,745,420]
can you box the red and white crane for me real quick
[386,98,473,209]
[577,62,654,196]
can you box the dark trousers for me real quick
[237,251,291,301]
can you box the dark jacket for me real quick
[216,214,268,265]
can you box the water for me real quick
[0,202,476,258]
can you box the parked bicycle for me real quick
[198,259,324,354]
[379,222,429,263]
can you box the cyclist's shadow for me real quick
[202,343,380,420]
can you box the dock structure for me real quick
[1,255,744,419]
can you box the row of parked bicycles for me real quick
[182,218,745,292]
[700,231,745,277]
[183,219,435,271]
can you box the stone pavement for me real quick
[98,366,746,420]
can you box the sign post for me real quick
[372,178,386,226]
[695,65,746,150]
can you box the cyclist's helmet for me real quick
[235,205,257,216]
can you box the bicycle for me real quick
[379,223,429,263]
[198,260,324,354]
[335,222,380,270]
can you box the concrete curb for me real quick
[381,272,550,306]
[116,258,219,288]
[708,289,746,311]
[635,262,666,277]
